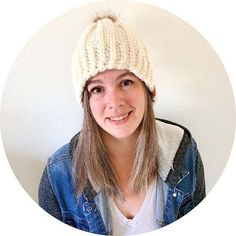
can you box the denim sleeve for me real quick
[193,149,206,205]
[38,167,63,221]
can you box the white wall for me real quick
[0,0,235,202]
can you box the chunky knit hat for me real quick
[71,13,155,103]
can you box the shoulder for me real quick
[47,143,72,167]
[43,138,82,213]
[47,132,80,166]
[45,143,73,191]
[46,132,80,181]
[45,142,76,202]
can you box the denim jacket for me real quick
[38,119,205,234]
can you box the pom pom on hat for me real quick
[93,12,117,23]
[71,12,155,104]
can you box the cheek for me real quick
[129,90,146,110]
[137,97,146,116]
[89,100,103,119]
[89,101,96,116]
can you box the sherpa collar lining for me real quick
[156,120,184,181]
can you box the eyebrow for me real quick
[86,79,102,86]
[86,71,136,86]
[117,71,136,79]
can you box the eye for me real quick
[89,86,104,94]
[121,79,133,87]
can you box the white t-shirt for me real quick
[108,177,165,235]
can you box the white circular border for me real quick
[0,1,235,235]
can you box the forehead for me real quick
[88,69,137,83]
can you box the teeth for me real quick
[109,112,129,121]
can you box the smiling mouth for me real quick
[107,110,133,121]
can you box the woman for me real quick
[38,13,205,235]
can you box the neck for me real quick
[101,129,140,185]
[102,129,139,161]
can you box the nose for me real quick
[106,90,125,110]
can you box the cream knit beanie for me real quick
[71,13,155,103]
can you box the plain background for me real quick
[0,0,236,236]
[1,0,235,201]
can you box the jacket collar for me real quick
[165,131,191,187]
[157,119,193,188]
[155,119,184,181]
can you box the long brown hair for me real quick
[72,82,158,198]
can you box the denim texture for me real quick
[38,119,206,234]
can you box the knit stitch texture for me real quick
[71,14,154,103]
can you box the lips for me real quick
[107,110,133,122]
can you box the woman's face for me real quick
[87,69,146,140]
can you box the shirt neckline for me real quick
[108,179,157,228]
